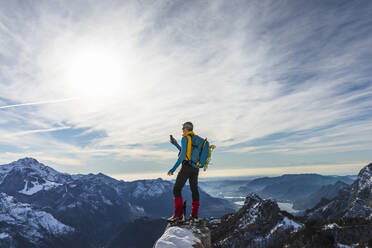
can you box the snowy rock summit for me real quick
[206,193,303,247]
[307,162,372,220]
[347,162,372,218]
[154,220,211,248]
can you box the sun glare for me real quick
[57,41,128,100]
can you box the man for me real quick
[167,121,200,222]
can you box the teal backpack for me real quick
[187,134,216,171]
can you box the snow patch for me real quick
[238,202,260,229]
[128,202,146,217]
[266,217,303,238]
[154,226,200,248]
[323,223,340,230]
[132,180,170,199]
[208,218,221,224]
[101,195,113,205]
[337,243,352,248]
[67,201,82,208]
[0,232,9,239]
[19,180,61,195]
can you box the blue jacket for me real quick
[169,136,198,173]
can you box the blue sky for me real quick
[0,0,371,180]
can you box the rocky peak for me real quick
[345,162,372,218]
[4,157,61,177]
[242,193,280,218]
[244,192,263,205]
[306,162,372,220]
[10,157,40,166]
[207,193,303,247]
[355,162,372,191]
[0,158,71,196]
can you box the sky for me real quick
[0,0,371,181]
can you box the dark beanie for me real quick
[183,121,193,131]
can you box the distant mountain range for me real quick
[0,157,235,247]
[1,157,370,248]
[155,162,372,248]
[199,172,355,213]
[240,173,354,201]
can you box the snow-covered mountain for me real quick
[0,157,234,247]
[0,158,71,195]
[0,192,73,238]
[0,192,90,248]
[306,162,372,220]
[207,193,303,247]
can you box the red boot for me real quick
[167,197,183,222]
[191,200,199,220]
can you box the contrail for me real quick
[7,126,72,137]
[0,97,80,109]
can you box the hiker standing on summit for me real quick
[167,121,200,222]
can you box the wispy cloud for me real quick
[0,0,371,176]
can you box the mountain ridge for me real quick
[0,157,235,247]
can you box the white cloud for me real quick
[0,0,371,172]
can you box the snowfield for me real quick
[18,179,62,195]
[154,226,201,248]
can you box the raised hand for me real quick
[170,135,176,144]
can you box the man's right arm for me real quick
[169,137,187,174]
[172,141,181,151]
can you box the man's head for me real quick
[182,121,193,133]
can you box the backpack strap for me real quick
[185,134,193,161]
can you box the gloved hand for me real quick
[167,171,173,176]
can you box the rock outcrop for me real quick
[153,220,211,248]
[207,193,303,247]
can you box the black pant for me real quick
[173,160,200,201]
